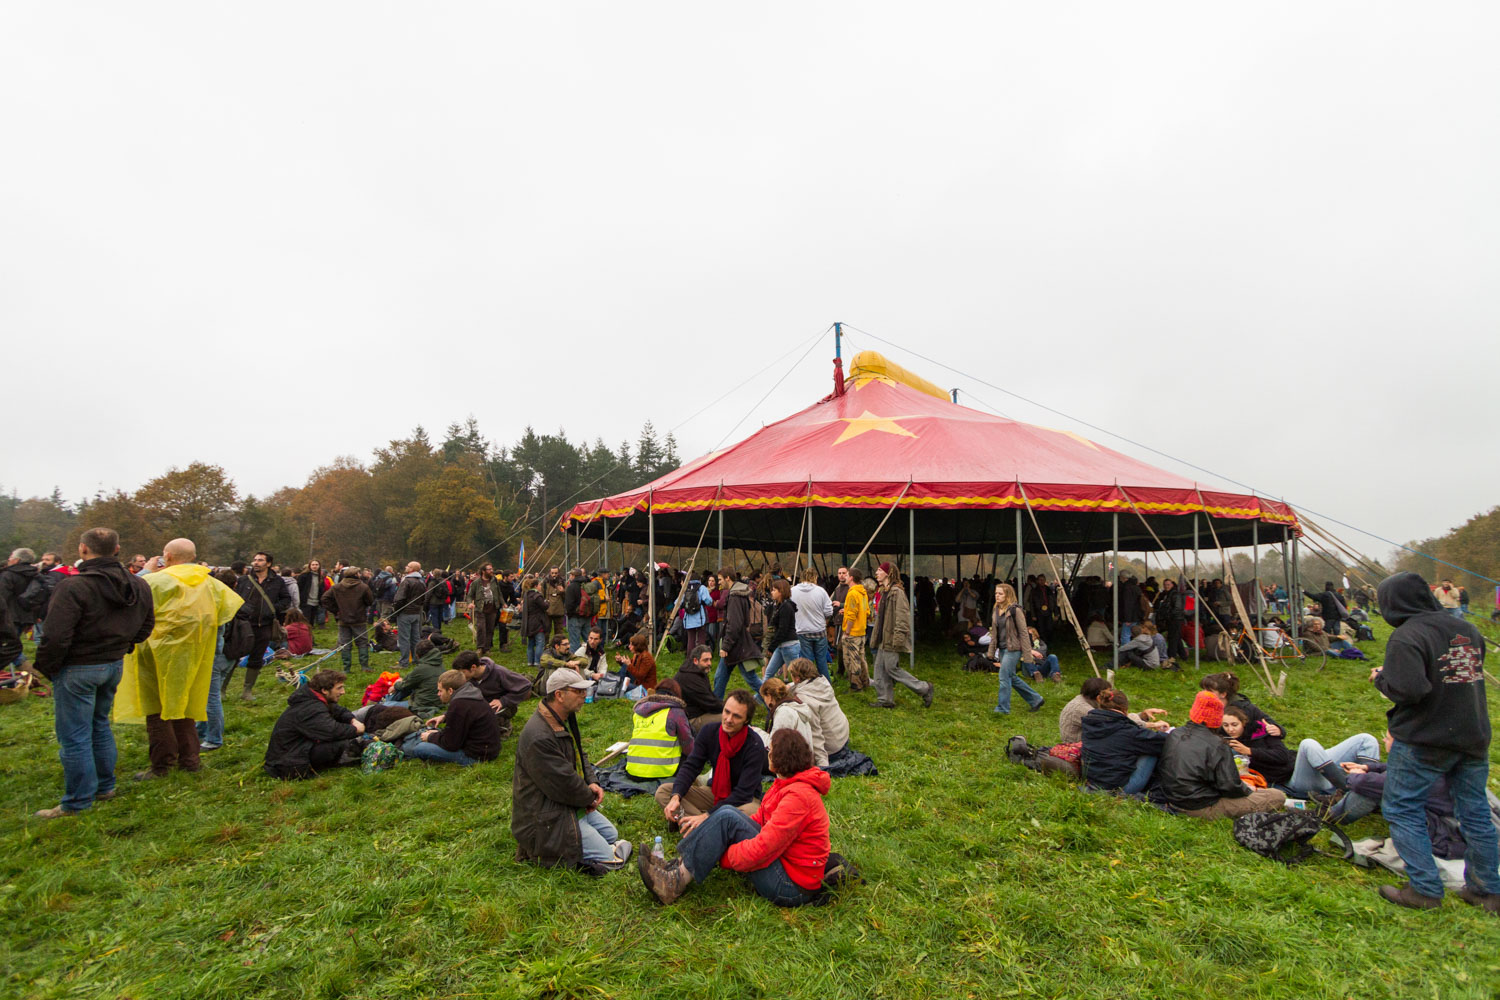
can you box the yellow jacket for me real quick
[115,564,243,724]
[843,582,869,637]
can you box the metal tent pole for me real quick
[1014,507,1023,606]
[647,492,656,645]
[909,507,917,676]
[1291,533,1301,638]
[1281,536,1293,634]
[1252,519,1261,630]
[717,507,724,572]
[1193,515,1201,672]
[603,518,609,575]
[1111,513,1120,669]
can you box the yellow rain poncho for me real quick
[115,564,244,724]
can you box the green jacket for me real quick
[391,646,445,717]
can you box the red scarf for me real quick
[712,724,748,802]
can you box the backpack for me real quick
[576,590,592,617]
[1232,810,1353,865]
[361,740,400,774]
[1354,623,1375,642]
[682,583,702,617]
[17,574,49,617]
[748,595,765,640]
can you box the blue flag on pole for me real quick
[518,540,525,573]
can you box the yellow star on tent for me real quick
[829,411,920,446]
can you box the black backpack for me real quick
[682,583,701,617]
[1232,810,1353,866]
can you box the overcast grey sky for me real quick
[3,4,1496,561]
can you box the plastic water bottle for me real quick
[651,836,664,862]
[585,683,594,704]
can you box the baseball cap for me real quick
[545,667,592,694]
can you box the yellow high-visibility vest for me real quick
[626,706,681,778]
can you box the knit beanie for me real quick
[878,561,897,578]
[1188,690,1224,729]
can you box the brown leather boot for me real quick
[638,852,693,904]
[1453,887,1500,914]
[1378,884,1443,910]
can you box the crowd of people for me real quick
[2,529,1494,914]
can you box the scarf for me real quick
[712,723,748,802]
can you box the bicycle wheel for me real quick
[1296,638,1328,672]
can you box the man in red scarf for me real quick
[655,690,767,834]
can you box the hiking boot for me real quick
[1378,884,1442,910]
[867,700,895,709]
[132,769,167,782]
[1050,673,1063,684]
[240,691,256,703]
[34,806,80,820]
[1453,887,1500,914]
[922,683,935,708]
[1029,697,1046,713]
[638,852,693,904]
[94,789,117,802]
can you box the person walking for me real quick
[991,583,1044,715]
[1370,572,1498,912]
[467,563,504,657]
[32,528,154,818]
[118,538,244,780]
[868,562,933,710]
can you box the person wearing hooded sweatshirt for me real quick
[790,568,835,680]
[402,669,502,765]
[323,567,375,669]
[784,657,850,758]
[714,571,766,699]
[1369,571,1498,912]
[673,644,725,732]
[32,528,156,818]
[641,728,831,907]
[761,676,828,767]
[1156,691,1286,818]
[625,678,695,780]
[387,639,446,718]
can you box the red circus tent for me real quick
[562,352,1298,558]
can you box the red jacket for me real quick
[721,766,831,890]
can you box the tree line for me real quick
[0,418,681,571]
[1396,505,1500,599]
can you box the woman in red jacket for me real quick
[640,728,830,906]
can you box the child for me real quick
[401,669,502,765]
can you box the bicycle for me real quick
[1228,622,1328,673]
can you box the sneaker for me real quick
[613,840,634,865]
[239,691,256,703]
[1029,697,1046,713]
[992,707,1010,715]
[1453,887,1500,914]
[1377,884,1442,910]
[921,683,935,708]
[94,790,117,801]
[34,805,82,820]
[638,852,693,904]
[199,742,222,752]
[867,700,895,709]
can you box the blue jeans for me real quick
[196,629,231,746]
[1027,653,1061,679]
[713,656,764,700]
[797,632,831,680]
[1123,754,1158,794]
[1287,733,1379,795]
[995,650,1044,713]
[764,641,802,681]
[676,805,819,906]
[526,632,546,667]
[1383,740,1500,898]
[577,810,620,864]
[52,660,123,812]
[444,603,456,622]
[401,736,474,766]
[567,616,587,650]
[396,614,421,666]
[1448,607,1464,619]
[427,607,445,633]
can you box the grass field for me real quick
[1,612,1497,1000]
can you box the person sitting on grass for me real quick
[282,608,313,656]
[615,631,658,694]
[539,634,587,691]
[386,638,446,717]
[1219,705,1294,788]
[1081,688,1168,794]
[1059,677,1110,743]
[1114,621,1170,670]
[453,650,533,739]
[784,656,850,758]
[512,667,632,875]
[1156,691,1286,818]
[625,678,695,782]
[262,669,365,779]
[761,676,828,768]
[654,689,767,826]
[640,729,831,907]
[1025,627,1062,684]
[401,668,502,766]
[672,644,724,733]
[1199,672,1284,737]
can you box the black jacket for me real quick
[323,577,374,625]
[1304,588,1346,625]
[672,658,724,718]
[670,722,767,807]
[296,571,329,613]
[1153,584,1185,622]
[1156,721,1249,811]
[522,590,549,636]
[719,583,761,666]
[393,573,427,616]
[1080,708,1168,790]
[425,576,451,609]
[263,684,358,779]
[433,683,502,761]
[34,558,154,679]
[769,599,797,648]
[1375,572,1489,757]
[0,562,41,626]
[235,571,291,626]
[564,578,584,617]
[1238,724,1294,786]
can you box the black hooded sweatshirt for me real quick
[1375,573,1489,757]
[34,557,154,678]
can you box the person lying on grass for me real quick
[263,669,365,779]
[1156,691,1286,818]
[400,669,502,766]
[640,728,831,907]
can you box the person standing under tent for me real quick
[868,562,934,710]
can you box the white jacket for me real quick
[788,675,849,756]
